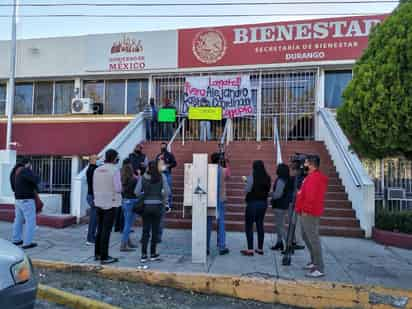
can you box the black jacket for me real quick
[10,163,24,193]
[156,151,177,172]
[14,168,40,200]
[86,164,98,196]
[122,177,138,199]
[129,152,147,174]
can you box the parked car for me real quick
[0,239,37,309]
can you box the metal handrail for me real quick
[318,109,362,187]
[273,116,282,164]
[167,118,185,152]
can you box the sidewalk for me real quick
[1,222,411,291]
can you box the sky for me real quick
[0,0,399,40]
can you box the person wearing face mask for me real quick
[295,155,328,278]
[129,143,149,176]
[86,154,100,246]
[155,142,177,241]
[93,149,122,264]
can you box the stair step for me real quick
[0,209,76,229]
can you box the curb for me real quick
[37,283,121,309]
[33,259,412,309]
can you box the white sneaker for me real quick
[305,269,325,278]
[86,241,94,246]
[303,263,315,270]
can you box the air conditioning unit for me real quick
[71,98,94,114]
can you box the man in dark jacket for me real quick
[11,158,40,249]
[155,142,177,241]
[129,143,148,176]
[86,155,99,245]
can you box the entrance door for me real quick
[261,71,316,140]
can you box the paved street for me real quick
[1,222,411,290]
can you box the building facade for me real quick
[0,14,392,213]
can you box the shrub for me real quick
[337,1,412,159]
[375,210,412,234]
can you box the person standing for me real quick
[120,159,139,252]
[207,153,230,256]
[93,149,122,264]
[86,155,99,246]
[11,158,40,249]
[143,98,158,141]
[295,155,328,278]
[288,161,305,251]
[241,160,271,256]
[135,161,170,263]
[155,142,177,241]
[129,143,148,176]
[161,98,176,140]
[270,163,293,251]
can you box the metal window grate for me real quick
[19,156,72,214]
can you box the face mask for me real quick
[135,149,142,154]
[303,166,310,174]
[161,147,167,153]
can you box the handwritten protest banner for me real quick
[183,75,254,119]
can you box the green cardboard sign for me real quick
[158,108,176,122]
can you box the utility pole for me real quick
[6,0,17,150]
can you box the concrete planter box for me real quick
[372,227,412,250]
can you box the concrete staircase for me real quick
[143,140,365,238]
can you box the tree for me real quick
[336,1,412,159]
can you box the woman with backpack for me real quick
[120,158,139,252]
[135,160,170,263]
[270,163,293,251]
[241,160,271,256]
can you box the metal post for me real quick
[6,0,17,150]
[182,118,185,146]
[256,72,262,142]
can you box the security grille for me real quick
[153,69,316,141]
[363,158,412,211]
[19,156,72,214]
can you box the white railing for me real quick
[273,117,282,164]
[70,113,145,221]
[318,108,375,237]
[167,118,185,153]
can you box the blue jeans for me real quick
[121,199,137,243]
[165,172,173,209]
[245,200,267,250]
[207,202,226,251]
[145,119,152,141]
[13,199,36,246]
[200,121,211,141]
[87,194,97,243]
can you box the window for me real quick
[105,80,125,114]
[324,71,352,108]
[127,79,148,114]
[14,83,33,114]
[0,84,6,115]
[83,80,104,105]
[34,82,53,114]
[55,81,74,114]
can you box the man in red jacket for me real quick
[295,155,328,278]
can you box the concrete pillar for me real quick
[0,149,16,202]
[70,156,84,221]
[191,153,208,264]
[315,68,325,141]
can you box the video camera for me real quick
[290,152,309,178]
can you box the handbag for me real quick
[132,194,145,215]
[34,192,44,213]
